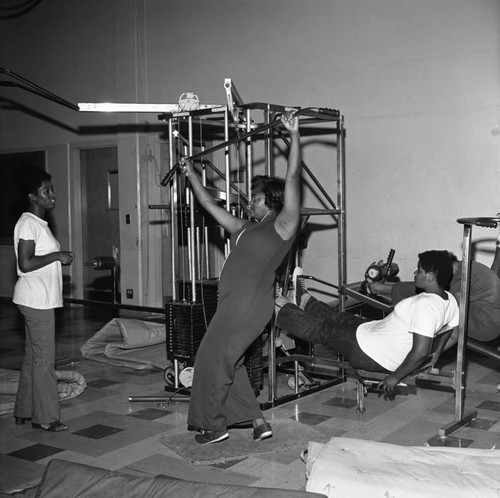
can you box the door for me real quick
[80,147,120,302]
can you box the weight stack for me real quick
[166,280,219,363]
[166,301,209,363]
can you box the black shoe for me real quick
[253,422,273,441]
[292,267,308,308]
[194,430,229,444]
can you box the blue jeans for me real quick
[275,297,388,371]
[14,305,60,424]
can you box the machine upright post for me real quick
[246,108,252,201]
[224,107,231,256]
[265,104,272,176]
[169,118,177,302]
[438,216,493,437]
[455,223,472,420]
[338,118,347,311]
[187,116,196,302]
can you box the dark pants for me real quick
[14,305,60,424]
[275,297,388,371]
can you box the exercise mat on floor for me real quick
[80,318,170,370]
[304,437,500,498]
[160,419,330,465]
[0,368,86,415]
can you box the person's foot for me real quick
[253,421,273,441]
[292,267,309,309]
[194,429,229,444]
[31,421,67,432]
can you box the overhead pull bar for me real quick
[160,107,335,187]
[0,67,79,111]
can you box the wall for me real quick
[1,0,499,302]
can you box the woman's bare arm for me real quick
[275,114,301,241]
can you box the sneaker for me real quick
[253,422,273,441]
[194,430,229,444]
[292,267,308,308]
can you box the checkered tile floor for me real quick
[1,300,499,493]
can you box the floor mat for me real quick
[80,318,169,370]
[160,419,330,465]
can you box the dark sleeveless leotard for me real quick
[187,215,293,431]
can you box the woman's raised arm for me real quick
[182,161,246,235]
[275,113,301,241]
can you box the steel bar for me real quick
[184,107,319,163]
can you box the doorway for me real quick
[79,147,120,302]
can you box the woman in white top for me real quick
[13,169,73,432]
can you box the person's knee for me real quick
[467,327,500,342]
[313,343,335,357]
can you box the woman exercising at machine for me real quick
[184,112,302,444]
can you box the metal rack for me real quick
[166,104,346,404]
[154,98,347,404]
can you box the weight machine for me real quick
[156,101,346,405]
[76,78,347,406]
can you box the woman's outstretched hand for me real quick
[179,159,194,178]
[281,112,299,135]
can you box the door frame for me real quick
[69,139,118,300]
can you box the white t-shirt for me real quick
[356,291,459,372]
[13,212,63,310]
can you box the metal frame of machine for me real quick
[150,83,348,405]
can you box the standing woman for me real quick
[185,113,301,444]
[13,169,73,432]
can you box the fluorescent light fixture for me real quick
[78,102,225,113]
